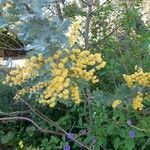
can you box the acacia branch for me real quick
[81,0,91,7]
[84,0,93,50]
[82,0,93,133]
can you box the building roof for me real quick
[0,31,26,58]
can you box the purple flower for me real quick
[64,144,71,150]
[127,120,132,126]
[67,133,74,140]
[129,130,136,138]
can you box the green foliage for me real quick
[0,0,70,52]
[63,2,85,18]
[0,75,17,111]
[0,0,150,150]
[90,0,150,91]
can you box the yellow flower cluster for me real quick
[14,88,28,100]
[66,20,81,46]
[123,67,150,111]
[39,74,70,108]
[132,93,144,111]
[70,84,80,104]
[14,82,49,100]
[4,49,106,108]
[29,81,49,93]
[70,50,106,83]
[18,141,24,149]
[39,49,106,107]
[112,100,122,108]
[123,67,150,88]
[3,53,45,85]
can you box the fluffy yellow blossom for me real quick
[3,54,45,86]
[49,102,56,108]
[123,67,150,88]
[70,85,81,104]
[31,56,37,62]
[29,81,49,93]
[66,20,81,46]
[112,100,122,108]
[132,93,144,111]
[18,141,24,149]
[123,67,149,111]
[14,89,27,100]
[5,49,106,108]
[39,49,105,106]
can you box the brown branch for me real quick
[82,0,93,133]
[81,0,92,7]
[0,110,30,116]
[84,0,93,50]
[55,0,64,21]
[0,116,64,136]
[21,98,92,150]
[21,98,66,133]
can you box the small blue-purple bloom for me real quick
[129,130,136,138]
[127,120,132,125]
[67,133,74,140]
[64,144,71,150]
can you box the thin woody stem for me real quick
[21,98,92,150]
[0,116,64,136]
[83,0,93,132]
